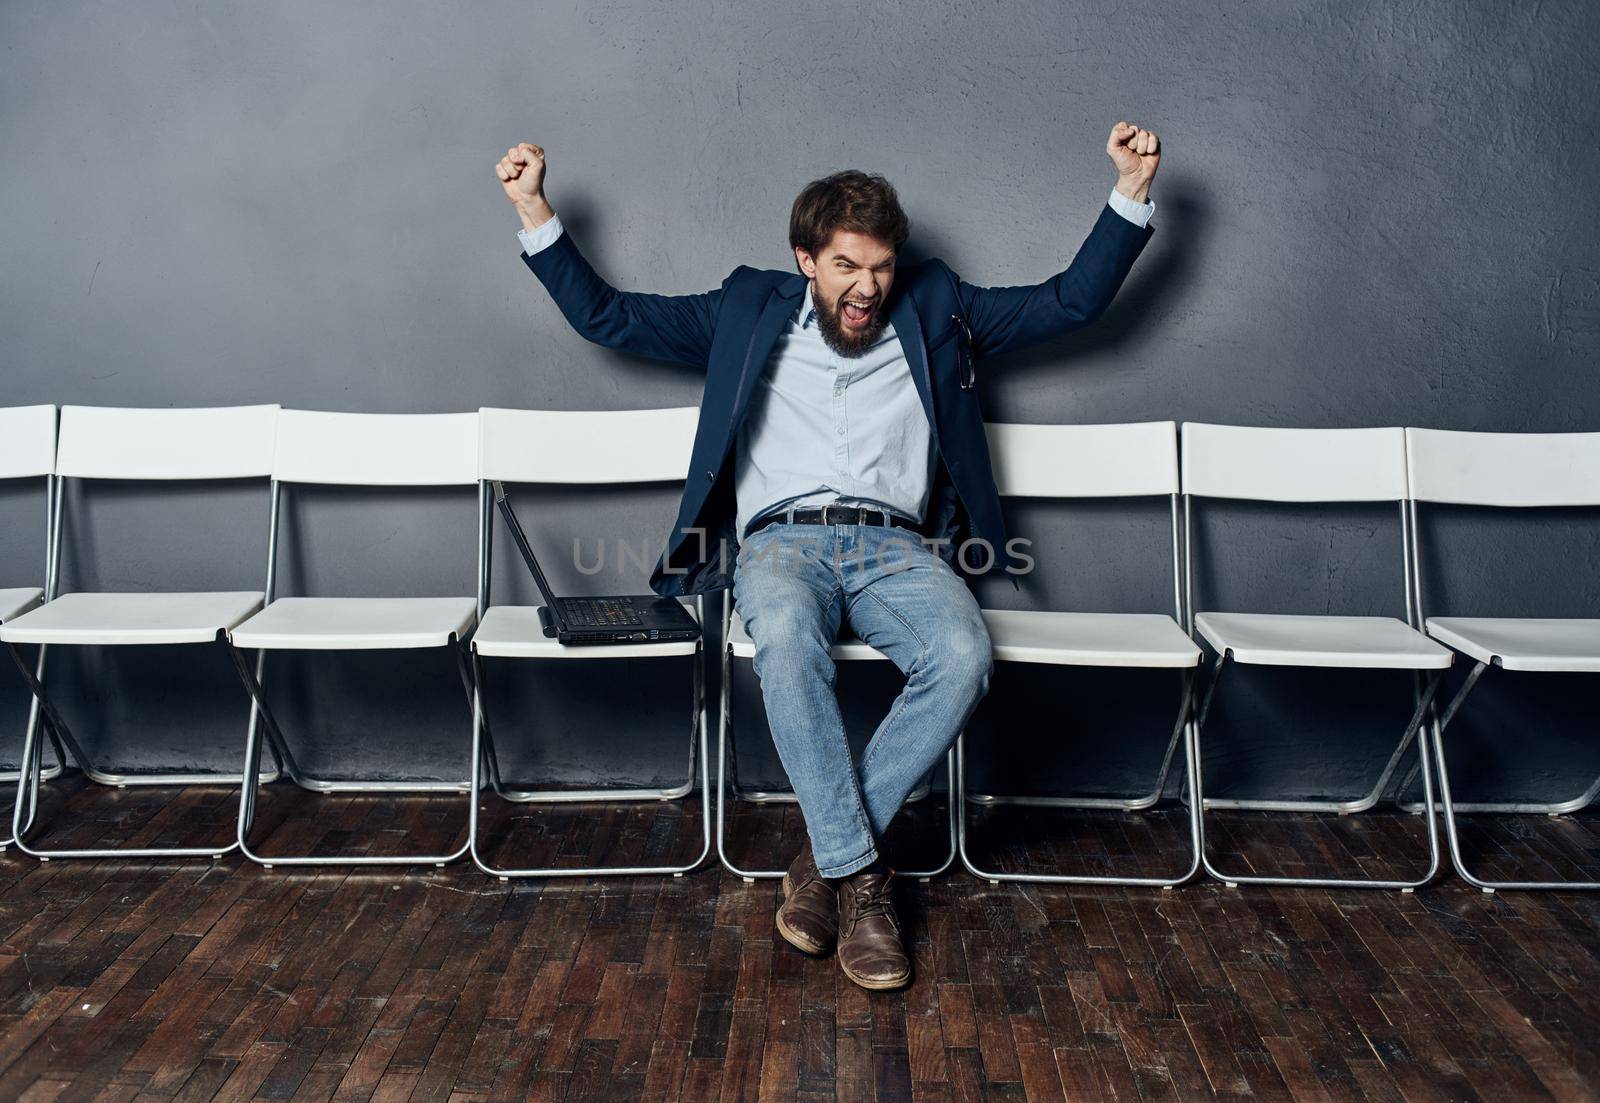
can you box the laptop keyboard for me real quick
[561,597,644,628]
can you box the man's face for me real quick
[795,230,896,358]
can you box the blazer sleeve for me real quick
[522,229,722,369]
[952,203,1153,360]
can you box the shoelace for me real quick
[851,878,895,923]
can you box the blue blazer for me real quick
[522,203,1153,596]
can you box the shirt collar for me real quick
[800,281,818,330]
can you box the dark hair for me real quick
[788,170,910,261]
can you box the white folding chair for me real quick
[954,422,1204,887]
[226,410,480,868]
[725,431,1090,883]
[466,407,710,878]
[1405,427,1600,892]
[2,405,279,860]
[0,406,64,849]
[1182,423,1454,890]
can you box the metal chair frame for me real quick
[1404,478,1600,890]
[466,406,713,879]
[229,457,481,869]
[1185,499,1435,819]
[1183,434,1450,891]
[7,407,287,861]
[955,492,1204,888]
[1423,654,1599,892]
[467,627,711,880]
[2,455,67,851]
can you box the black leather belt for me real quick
[744,504,925,540]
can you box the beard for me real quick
[813,289,890,358]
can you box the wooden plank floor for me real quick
[0,778,1597,1101]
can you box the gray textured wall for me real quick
[3,1,1598,809]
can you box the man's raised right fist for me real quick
[496,143,546,205]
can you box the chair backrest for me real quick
[1180,424,1413,626]
[986,421,1178,498]
[478,406,698,484]
[272,410,479,486]
[983,421,1183,618]
[1405,428,1600,508]
[54,405,280,480]
[0,405,57,481]
[1181,423,1408,502]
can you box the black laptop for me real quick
[491,481,701,646]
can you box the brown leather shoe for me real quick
[836,868,911,990]
[776,841,837,956]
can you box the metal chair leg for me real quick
[4,631,284,793]
[963,742,1183,811]
[1428,660,1600,891]
[962,688,1187,813]
[1195,653,1445,890]
[732,774,935,806]
[955,667,1202,886]
[2,642,69,850]
[5,639,241,860]
[1398,766,1600,816]
[228,641,471,868]
[468,644,712,879]
[66,644,284,790]
[1393,662,1600,816]
[468,644,700,806]
[1199,661,1422,815]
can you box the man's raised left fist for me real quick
[1107,121,1160,204]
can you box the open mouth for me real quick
[840,297,876,329]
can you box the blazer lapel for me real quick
[727,273,807,432]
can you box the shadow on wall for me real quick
[901,171,1212,375]
[548,194,724,385]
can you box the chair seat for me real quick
[229,596,476,651]
[727,609,886,661]
[728,608,1200,668]
[1194,612,1453,669]
[984,609,1201,668]
[0,587,44,624]
[0,591,265,646]
[473,602,700,659]
[1427,617,1600,673]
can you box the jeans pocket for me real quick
[734,527,781,586]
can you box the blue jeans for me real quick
[732,523,993,878]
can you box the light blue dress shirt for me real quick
[519,188,1155,538]
[731,278,935,539]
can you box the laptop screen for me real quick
[491,481,567,632]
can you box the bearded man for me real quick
[496,122,1161,989]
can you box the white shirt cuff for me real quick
[518,213,565,255]
[1107,187,1155,229]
